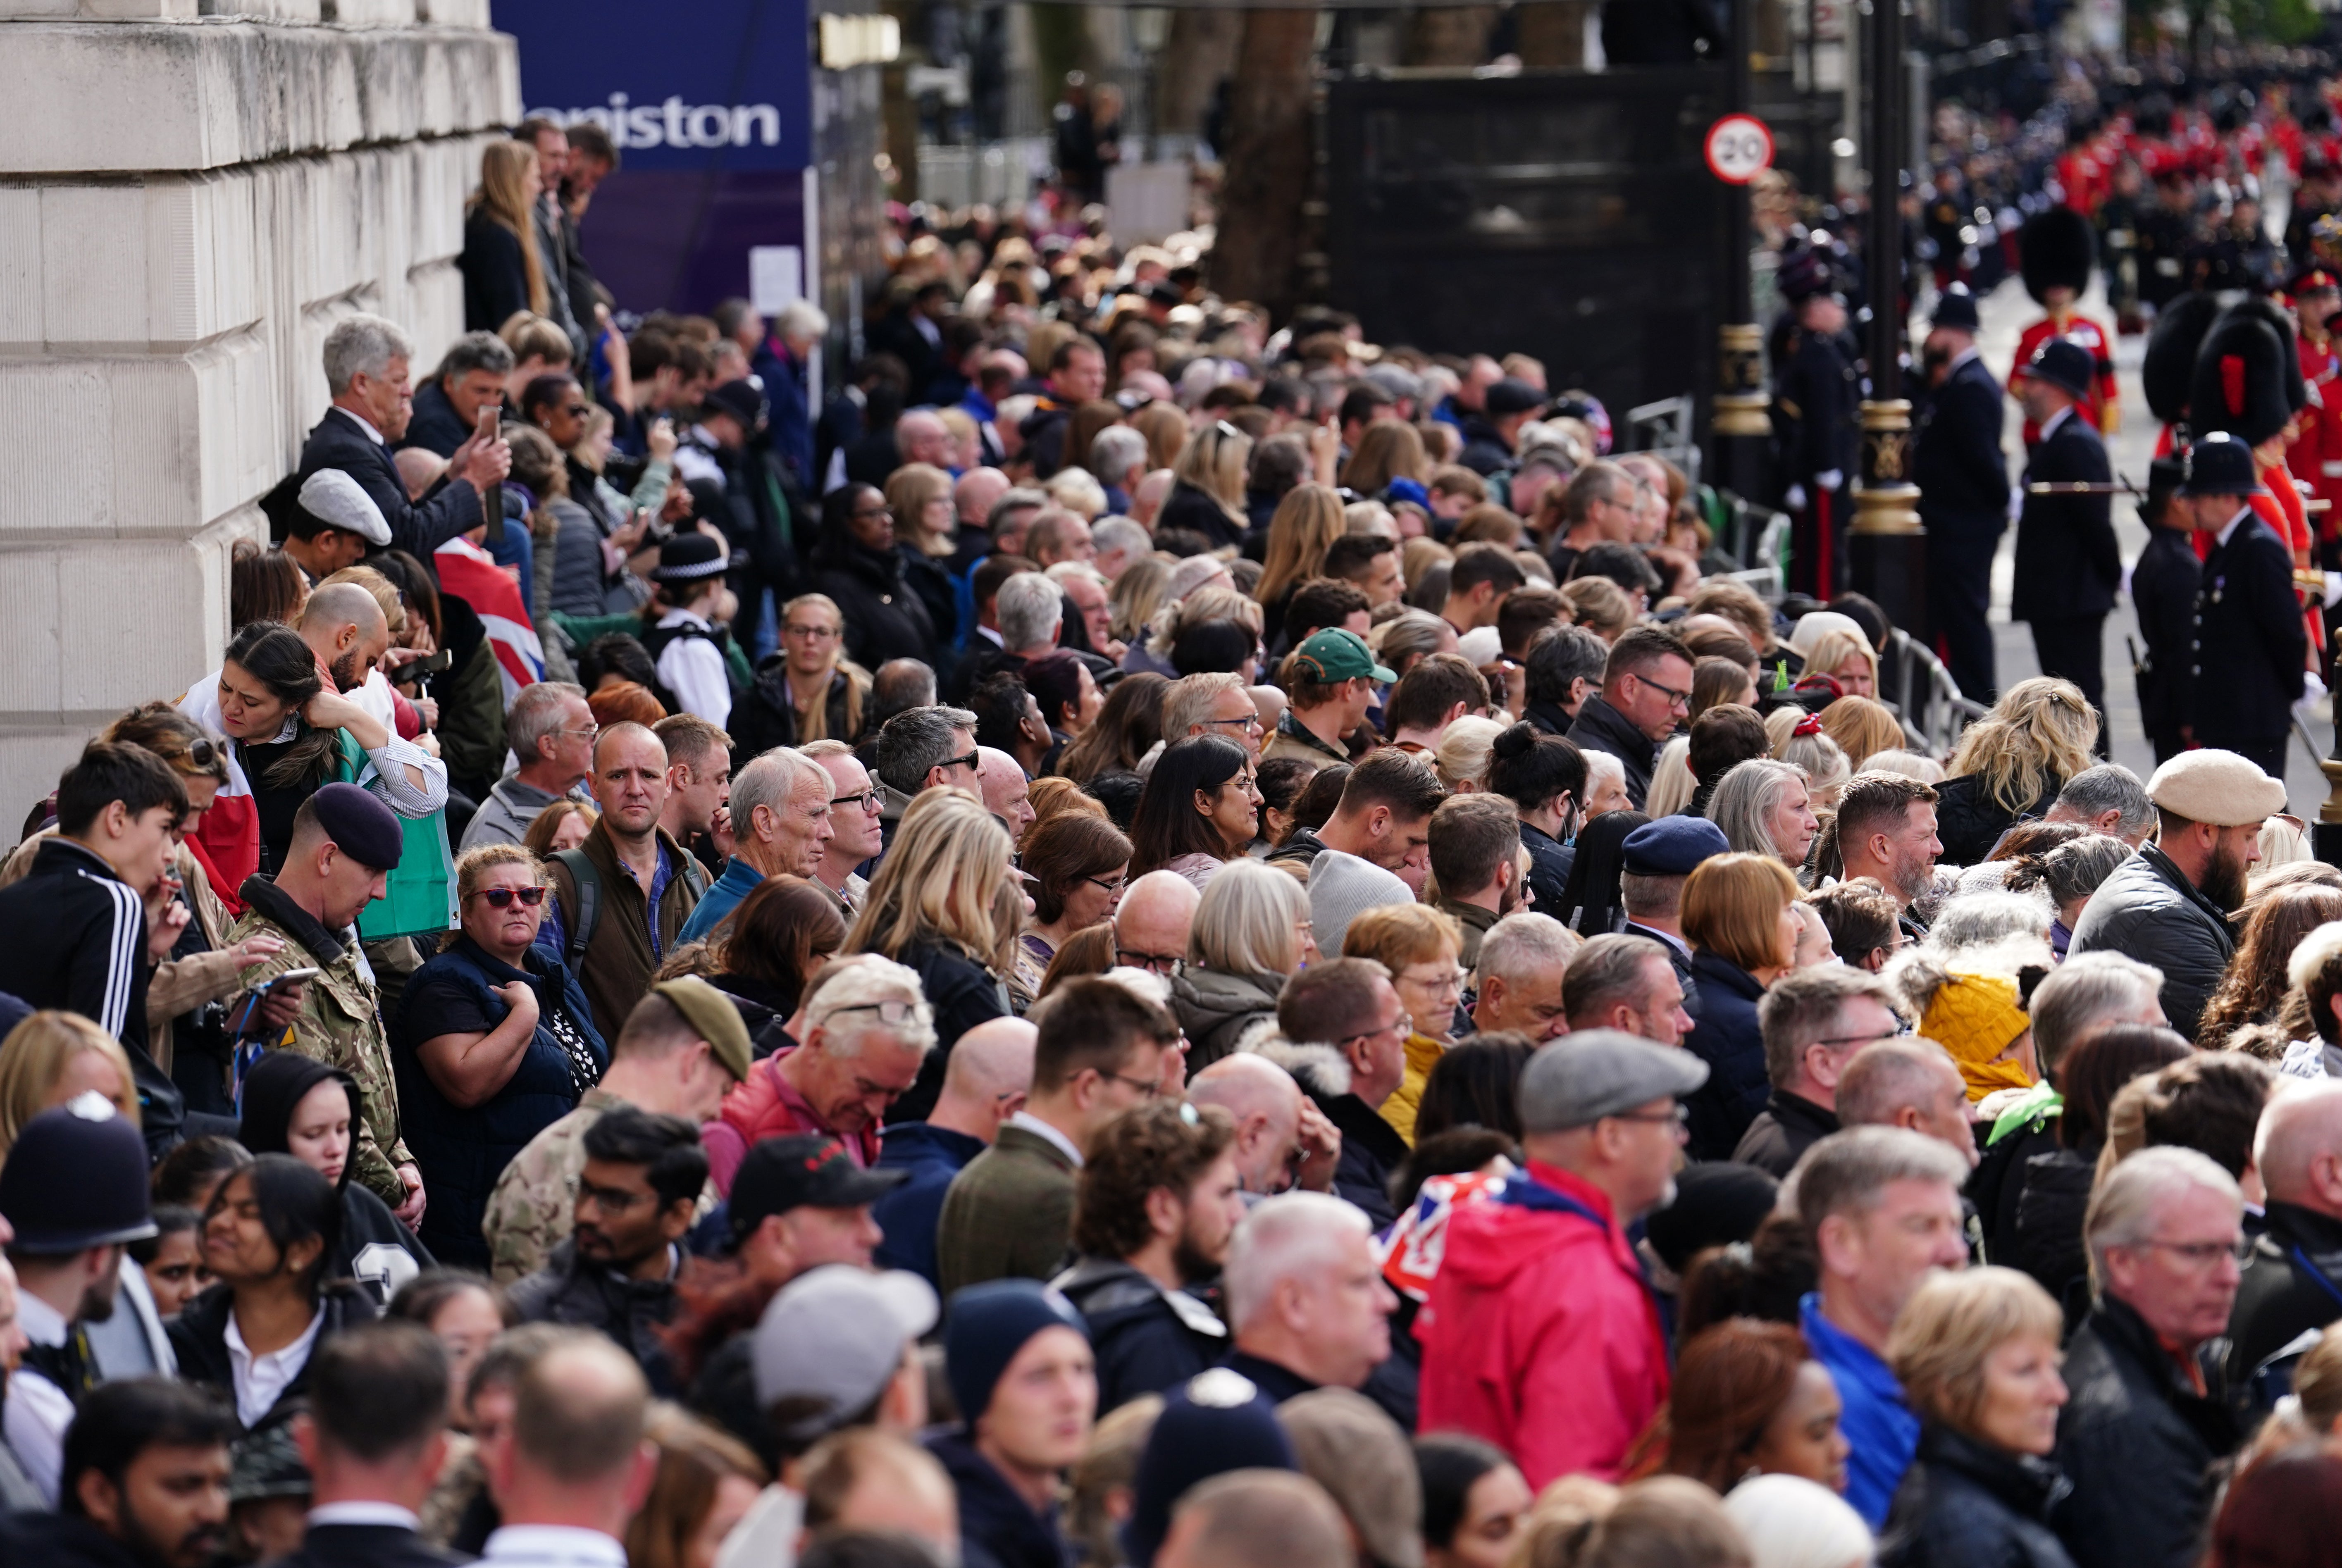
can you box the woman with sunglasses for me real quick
[394,844,607,1267]
[810,483,938,672]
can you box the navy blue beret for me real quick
[1622,815,1730,877]
[309,782,404,871]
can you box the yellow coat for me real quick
[1380,1032,1449,1146]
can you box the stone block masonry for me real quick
[0,9,520,812]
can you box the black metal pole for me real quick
[1711,0,1774,517]
[1864,0,1899,398]
[1848,0,1925,631]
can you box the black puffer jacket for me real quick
[2066,844,2233,1042]
[1932,772,2061,867]
[1879,1424,2076,1568]
[812,539,939,670]
[506,1239,683,1397]
[1154,480,1245,550]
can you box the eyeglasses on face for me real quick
[1634,674,1693,711]
[1609,1104,1691,1131]
[1116,948,1184,976]
[1202,714,1263,733]
[554,724,601,740]
[2138,1237,2252,1268]
[829,787,882,814]
[785,623,842,640]
[1340,1010,1413,1046]
[851,504,894,522]
[824,999,925,1027]
[1097,1067,1163,1099]
[1085,875,1128,896]
[471,886,548,908]
[940,749,981,773]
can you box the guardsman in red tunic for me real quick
[2287,266,2342,553]
[2011,207,2120,443]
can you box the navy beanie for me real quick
[1121,1369,1298,1567]
[944,1279,1088,1424]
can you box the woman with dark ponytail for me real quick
[1485,721,1588,920]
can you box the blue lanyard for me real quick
[2291,1245,2342,1314]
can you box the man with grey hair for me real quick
[1222,1191,1398,1409]
[995,572,1065,658]
[1834,1040,1978,1168]
[1471,912,1578,1043]
[2029,953,2166,1086]
[2046,762,2156,847]
[2229,1082,2342,1387]
[1161,672,1266,763]
[987,487,1049,558]
[1560,934,1693,1049]
[677,748,836,943]
[704,955,938,1182]
[1794,1126,1974,1527]
[1419,1031,1709,1485]
[2057,1145,2246,1568]
[298,312,511,560]
[1028,509,1096,570]
[872,705,983,844]
[1091,427,1150,511]
[401,329,517,457]
[1091,516,1152,583]
[1732,967,1902,1177]
[462,681,595,850]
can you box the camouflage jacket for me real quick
[226,875,411,1208]
[482,1087,627,1285]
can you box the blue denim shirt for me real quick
[1801,1292,1919,1529]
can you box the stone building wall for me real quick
[0,1,519,813]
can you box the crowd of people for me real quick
[17,58,2342,1568]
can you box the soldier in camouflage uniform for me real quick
[482,975,751,1282]
[223,785,420,1217]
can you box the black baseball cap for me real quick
[728,1134,907,1243]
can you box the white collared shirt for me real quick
[2038,403,2075,443]
[1008,1109,1084,1168]
[2217,504,2254,551]
[481,1523,630,1568]
[225,1306,324,1429]
[332,403,387,448]
[309,1501,422,1530]
[2,1292,74,1506]
[654,607,733,728]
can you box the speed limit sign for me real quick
[1705,114,1775,184]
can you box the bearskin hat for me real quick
[2143,291,2225,427]
[2189,308,2297,447]
[2020,206,2096,305]
[2223,296,2309,416]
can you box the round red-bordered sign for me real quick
[1705,114,1775,184]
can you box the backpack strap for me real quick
[553,848,601,972]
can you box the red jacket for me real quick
[1416,1160,1670,1487]
[701,1048,881,1194]
[2012,312,2120,443]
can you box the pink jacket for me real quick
[700,1049,880,1194]
[1416,1160,1671,1487]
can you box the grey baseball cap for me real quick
[1519,1029,1709,1133]
[751,1265,939,1437]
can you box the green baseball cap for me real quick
[1292,628,1396,684]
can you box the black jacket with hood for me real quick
[238,1052,433,1308]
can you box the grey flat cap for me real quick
[1519,1029,1709,1132]
[298,467,391,546]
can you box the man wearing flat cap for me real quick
[2012,338,2121,754]
[226,784,425,1223]
[2070,747,2289,1039]
[2175,431,2310,779]
[1418,1030,1708,1487]
[1912,285,2011,702]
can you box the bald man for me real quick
[489,1332,653,1549]
[1130,469,1175,529]
[896,409,954,471]
[299,581,391,694]
[976,746,1035,849]
[956,467,1011,532]
[1187,1055,1342,1198]
[2229,1082,2342,1386]
[1114,871,1201,978]
[1836,1040,1979,1170]
[874,1018,1038,1288]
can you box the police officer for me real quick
[1912,284,2010,702]
[1773,249,1861,598]
[2177,433,2310,780]
[2129,457,2199,764]
[0,1098,158,1507]
[2012,339,2121,756]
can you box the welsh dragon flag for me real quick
[434,534,542,704]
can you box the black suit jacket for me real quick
[2130,524,2201,741]
[1913,353,2009,525]
[276,1522,472,1568]
[299,406,484,561]
[2012,411,2118,622]
[396,379,469,459]
[2193,508,2308,744]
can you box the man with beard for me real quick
[1831,774,1944,944]
[1272,960,1415,1229]
[0,1379,236,1568]
[505,1106,706,1396]
[0,1102,161,1508]
[2071,748,2287,1041]
[1428,795,1525,971]
[298,582,393,693]
[1051,1100,1245,1413]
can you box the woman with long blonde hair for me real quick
[1130,401,1188,472]
[1819,694,1904,772]
[844,791,1018,1072]
[1934,677,2100,865]
[458,140,549,332]
[1157,421,1253,548]
[1254,484,1349,619]
[0,1011,140,1161]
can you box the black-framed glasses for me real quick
[829,786,882,813]
[851,504,894,521]
[941,749,980,773]
[1085,874,1128,896]
[472,886,548,908]
[1340,1010,1412,1046]
[1116,947,1185,976]
[1201,714,1263,733]
[1634,674,1693,711]
[1097,1067,1163,1099]
[785,622,842,640]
